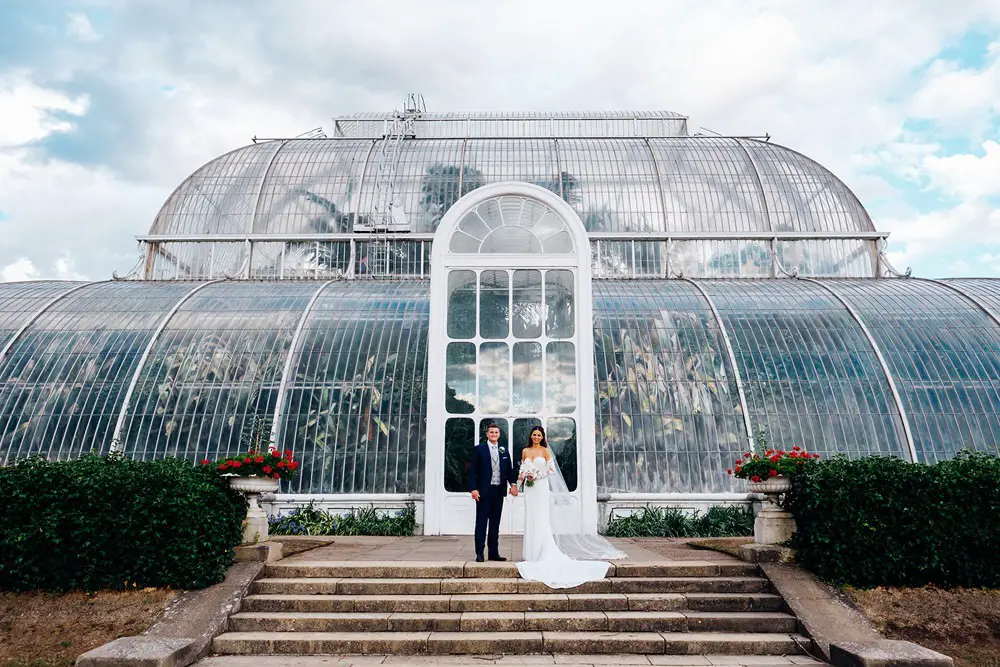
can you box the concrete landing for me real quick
[273,535,738,564]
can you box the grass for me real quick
[0,589,178,667]
[846,586,1000,667]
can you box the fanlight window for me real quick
[449,195,574,254]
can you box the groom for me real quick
[469,423,518,562]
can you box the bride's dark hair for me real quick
[526,425,548,448]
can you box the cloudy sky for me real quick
[2,0,1000,281]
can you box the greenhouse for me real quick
[1,106,998,534]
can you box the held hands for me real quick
[510,485,518,496]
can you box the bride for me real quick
[516,425,625,588]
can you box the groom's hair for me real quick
[485,422,500,431]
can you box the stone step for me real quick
[241,592,786,614]
[228,610,798,633]
[250,576,772,596]
[213,630,809,655]
[194,656,827,667]
[263,560,759,580]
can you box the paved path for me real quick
[277,536,741,564]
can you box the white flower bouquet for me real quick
[517,458,549,491]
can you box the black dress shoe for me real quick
[488,555,507,562]
[475,555,484,562]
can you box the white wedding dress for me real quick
[516,456,612,588]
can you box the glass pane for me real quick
[481,227,543,254]
[479,418,509,449]
[447,270,476,339]
[546,341,577,413]
[513,342,543,412]
[547,417,577,492]
[512,417,543,469]
[545,270,575,338]
[479,270,509,339]
[542,231,574,253]
[512,270,543,339]
[444,417,475,492]
[479,342,509,413]
[446,342,476,414]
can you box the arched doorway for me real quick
[423,182,597,535]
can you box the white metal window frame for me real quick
[424,182,597,535]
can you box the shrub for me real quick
[0,453,246,592]
[786,451,1000,588]
[269,503,417,536]
[603,505,753,538]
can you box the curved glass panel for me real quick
[592,281,745,493]
[740,139,874,233]
[559,138,662,234]
[463,139,560,199]
[152,136,873,243]
[119,282,315,463]
[357,139,466,233]
[835,280,1000,463]
[252,139,372,235]
[280,282,429,494]
[0,282,199,463]
[0,281,81,353]
[648,137,768,233]
[150,141,283,235]
[702,280,908,460]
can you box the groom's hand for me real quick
[471,490,480,502]
[510,485,518,496]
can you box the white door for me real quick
[424,183,597,536]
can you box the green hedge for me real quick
[604,505,754,538]
[0,454,246,592]
[786,452,1000,588]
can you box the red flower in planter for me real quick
[727,429,819,482]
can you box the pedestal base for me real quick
[241,493,269,545]
[754,505,797,545]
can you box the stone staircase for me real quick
[211,560,813,657]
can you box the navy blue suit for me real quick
[469,441,517,558]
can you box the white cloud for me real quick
[921,140,1000,199]
[66,13,100,42]
[5,0,1000,279]
[1,258,41,282]
[909,42,1000,127]
[0,72,89,147]
[879,201,1000,272]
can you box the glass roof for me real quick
[149,136,874,238]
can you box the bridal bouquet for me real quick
[517,458,547,491]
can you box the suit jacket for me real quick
[469,442,517,497]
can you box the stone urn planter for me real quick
[228,476,279,545]
[748,476,796,545]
